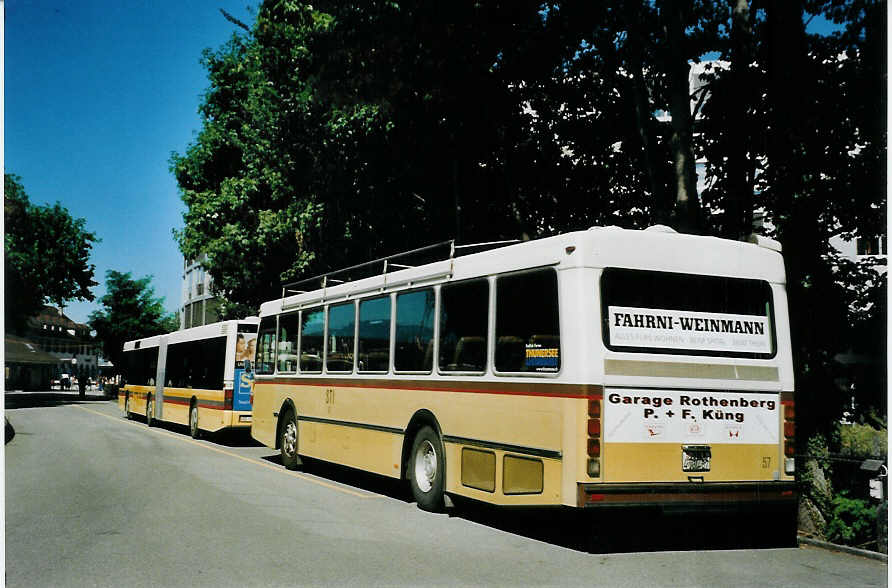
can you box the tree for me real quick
[4,174,99,334]
[87,271,175,373]
[174,1,885,436]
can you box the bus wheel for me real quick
[409,426,446,512]
[189,404,200,439]
[145,397,154,427]
[279,411,300,470]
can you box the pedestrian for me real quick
[78,373,86,398]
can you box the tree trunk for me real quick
[723,0,755,239]
[660,0,701,233]
[623,3,668,224]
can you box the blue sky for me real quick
[6,0,254,324]
[5,3,843,327]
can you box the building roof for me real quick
[27,306,92,340]
[5,335,62,366]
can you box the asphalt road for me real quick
[5,393,888,587]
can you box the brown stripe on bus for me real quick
[257,377,603,399]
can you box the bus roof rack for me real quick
[281,238,521,299]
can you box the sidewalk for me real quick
[4,388,116,409]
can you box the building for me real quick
[29,306,102,380]
[181,255,224,330]
[5,334,60,390]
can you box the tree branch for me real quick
[220,9,250,33]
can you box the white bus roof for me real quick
[259,226,786,317]
[122,317,259,351]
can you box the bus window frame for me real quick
[276,311,300,375]
[492,267,563,379]
[436,278,490,376]
[299,307,325,374]
[256,316,278,376]
[393,287,436,375]
[598,267,779,360]
[325,301,357,374]
[357,294,392,375]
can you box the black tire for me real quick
[145,396,154,427]
[279,410,300,470]
[189,403,200,439]
[409,426,446,512]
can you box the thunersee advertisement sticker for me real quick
[608,306,772,354]
[604,388,779,444]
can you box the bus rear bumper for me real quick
[577,481,797,510]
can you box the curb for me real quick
[798,535,888,562]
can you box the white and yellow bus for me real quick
[119,318,259,437]
[250,226,796,526]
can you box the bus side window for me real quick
[495,269,560,374]
[395,289,435,373]
[300,309,324,373]
[326,302,356,373]
[358,296,391,373]
[439,279,488,373]
[277,313,299,373]
[256,317,277,375]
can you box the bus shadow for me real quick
[248,454,795,554]
[447,502,797,553]
[141,418,265,448]
[260,454,414,503]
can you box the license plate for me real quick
[682,445,711,472]
[239,415,252,422]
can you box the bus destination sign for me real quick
[607,306,771,354]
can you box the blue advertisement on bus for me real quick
[233,332,257,411]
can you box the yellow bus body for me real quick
[251,228,797,511]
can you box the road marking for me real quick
[77,405,376,499]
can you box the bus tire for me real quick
[279,410,300,470]
[145,396,154,427]
[189,403,200,439]
[409,426,446,512]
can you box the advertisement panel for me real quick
[604,388,779,444]
[607,306,772,354]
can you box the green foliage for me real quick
[825,491,878,547]
[4,174,99,334]
[839,424,888,460]
[87,271,175,372]
[173,1,886,434]
[801,434,834,516]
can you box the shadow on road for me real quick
[445,500,797,553]
[256,455,795,553]
[260,454,414,503]
[5,392,115,410]
[130,416,266,448]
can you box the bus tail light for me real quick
[587,398,602,478]
[224,386,233,410]
[587,439,601,457]
[783,398,795,474]
[587,418,601,436]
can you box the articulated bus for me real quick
[250,226,796,529]
[119,318,259,437]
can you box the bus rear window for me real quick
[600,268,775,358]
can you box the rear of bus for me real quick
[227,323,258,428]
[578,229,796,531]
